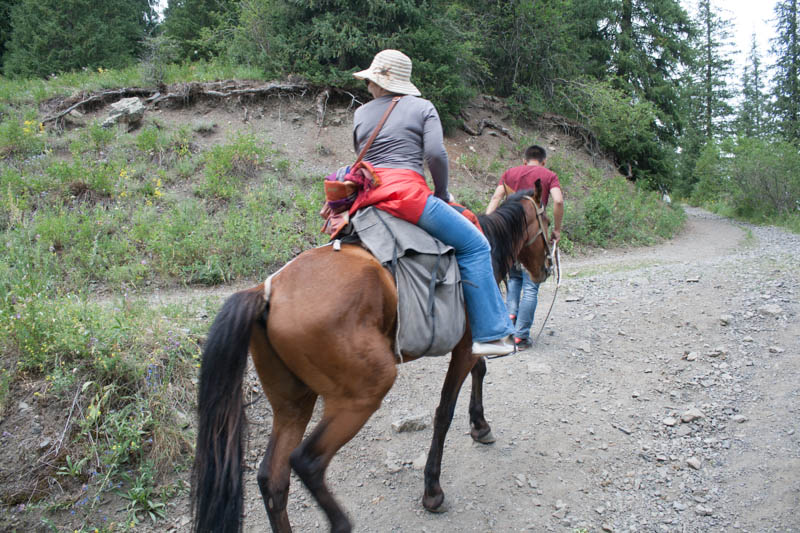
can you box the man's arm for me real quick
[485,184,506,214]
[549,186,564,243]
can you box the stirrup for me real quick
[472,338,515,358]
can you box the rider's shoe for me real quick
[514,337,533,350]
[472,337,515,357]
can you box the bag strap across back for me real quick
[354,96,401,166]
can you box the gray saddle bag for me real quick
[351,207,466,359]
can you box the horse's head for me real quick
[477,181,552,284]
[508,182,552,283]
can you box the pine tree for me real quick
[457,0,612,99]
[0,0,16,70]
[693,0,736,139]
[736,34,768,138]
[163,0,237,60]
[4,0,156,78]
[609,0,695,141]
[770,0,800,141]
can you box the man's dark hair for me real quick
[524,145,547,163]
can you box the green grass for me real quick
[702,201,800,235]
[0,60,267,106]
[0,98,328,529]
[0,290,200,529]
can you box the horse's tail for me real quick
[192,287,266,533]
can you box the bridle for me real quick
[521,195,553,275]
[521,195,562,344]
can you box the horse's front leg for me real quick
[422,334,477,512]
[468,356,496,444]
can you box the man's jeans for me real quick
[506,263,539,341]
[417,196,513,342]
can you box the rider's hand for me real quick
[550,228,560,244]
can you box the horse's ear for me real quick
[534,179,542,203]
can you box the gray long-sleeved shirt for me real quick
[353,95,449,200]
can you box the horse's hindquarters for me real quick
[264,244,398,400]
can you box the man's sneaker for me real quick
[472,337,515,357]
[514,337,533,350]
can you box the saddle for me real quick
[342,207,466,360]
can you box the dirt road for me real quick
[179,207,800,533]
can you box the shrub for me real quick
[550,78,674,186]
[567,174,685,247]
[228,0,483,128]
[691,137,800,229]
[0,115,45,159]
[196,133,271,200]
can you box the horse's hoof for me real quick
[422,493,447,513]
[470,428,496,444]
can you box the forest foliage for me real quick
[0,0,798,224]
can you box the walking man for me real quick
[486,145,564,349]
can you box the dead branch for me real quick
[316,88,330,130]
[460,116,514,140]
[336,89,364,112]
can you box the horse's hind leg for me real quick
[468,356,496,444]
[289,370,396,533]
[250,323,317,533]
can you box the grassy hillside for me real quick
[0,68,684,531]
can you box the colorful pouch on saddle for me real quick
[321,162,381,236]
[351,207,466,359]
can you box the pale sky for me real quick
[686,0,780,74]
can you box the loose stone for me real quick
[687,457,702,470]
[681,407,704,423]
[391,413,429,433]
[758,304,782,316]
[695,504,713,516]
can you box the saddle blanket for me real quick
[350,207,466,359]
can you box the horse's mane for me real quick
[476,189,535,281]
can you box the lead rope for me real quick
[533,242,561,343]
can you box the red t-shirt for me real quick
[499,165,560,207]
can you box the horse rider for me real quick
[350,49,515,357]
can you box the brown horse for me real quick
[191,185,551,533]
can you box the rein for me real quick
[521,195,561,344]
[533,241,561,343]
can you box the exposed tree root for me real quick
[534,112,603,159]
[42,81,310,126]
[460,115,515,140]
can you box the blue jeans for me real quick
[416,196,513,343]
[506,263,539,341]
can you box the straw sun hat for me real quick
[353,49,421,97]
